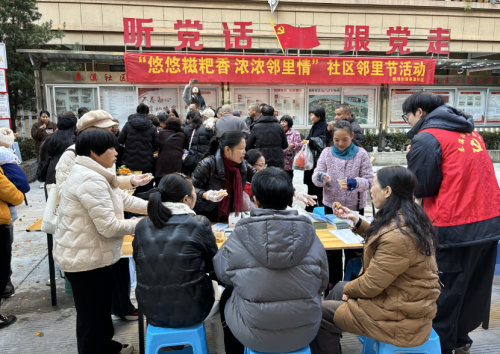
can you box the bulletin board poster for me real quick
[423,89,455,107]
[234,88,270,116]
[100,87,137,127]
[456,89,486,123]
[138,87,178,117]
[308,88,341,123]
[343,88,377,126]
[0,118,11,128]
[486,91,500,123]
[0,69,7,93]
[0,93,10,118]
[273,88,306,126]
[389,88,422,125]
[178,86,218,119]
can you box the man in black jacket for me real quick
[403,92,500,354]
[246,105,289,169]
[118,103,160,191]
[325,103,364,146]
[245,103,260,130]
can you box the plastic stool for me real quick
[361,329,441,354]
[146,322,209,354]
[244,346,311,354]
[344,257,362,281]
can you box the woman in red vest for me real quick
[403,92,500,354]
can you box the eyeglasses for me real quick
[254,163,267,169]
[401,114,410,123]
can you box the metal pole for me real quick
[19,107,26,137]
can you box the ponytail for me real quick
[203,131,246,159]
[147,173,195,228]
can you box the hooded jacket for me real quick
[184,123,214,157]
[191,150,257,213]
[133,209,218,328]
[406,105,500,247]
[118,113,160,172]
[155,125,187,179]
[214,208,329,353]
[246,115,289,169]
[334,220,441,348]
[0,166,25,225]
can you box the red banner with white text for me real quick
[124,53,435,85]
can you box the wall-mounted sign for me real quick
[125,53,436,85]
[433,75,500,86]
[0,93,10,118]
[0,43,7,69]
[0,69,7,93]
[122,18,450,55]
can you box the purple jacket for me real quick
[312,147,374,211]
[283,128,303,171]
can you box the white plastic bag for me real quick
[293,144,314,171]
[41,184,60,234]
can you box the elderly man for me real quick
[214,105,250,138]
[245,103,261,130]
[326,103,364,146]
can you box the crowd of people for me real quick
[0,88,499,354]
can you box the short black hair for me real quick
[245,149,263,166]
[137,103,149,114]
[336,103,351,115]
[78,107,89,118]
[251,167,294,210]
[75,127,118,157]
[280,115,293,128]
[259,103,267,107]
[402,92,445,115]
[309,106,326,121]
[261,105,275,117]
[39,110,50,118]
[189,102,200,109]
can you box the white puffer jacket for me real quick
[54,156,147,272]
[56,144,133,194]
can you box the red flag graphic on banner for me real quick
[274,24,320,49]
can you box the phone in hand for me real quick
[192,79,199,83]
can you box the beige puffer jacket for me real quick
[55,144,133,194]
[53,156,147,272]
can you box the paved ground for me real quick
[2,167,500,353]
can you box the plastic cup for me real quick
[214,231,225,243]
[337,178,347,189]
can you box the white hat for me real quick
[77,110,119,131]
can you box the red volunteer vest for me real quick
[421,128,500,227]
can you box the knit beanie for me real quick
[57,115,78,130]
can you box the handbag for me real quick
[41,184,59,234]
[36,156,51,182]
[183,128,203,172]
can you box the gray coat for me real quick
[214,114,250,138]
[213,208,329,353]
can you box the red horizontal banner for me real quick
[124,53,435,85]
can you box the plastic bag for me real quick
[41,184,59,234]
[293,144,314,171]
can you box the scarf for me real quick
[162,202,196,215]
[218,154,244,220]
[332,142,359,160]
[307,120,328,139]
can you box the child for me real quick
[0,128,30,226]
[133,173,225,354]
[214,167,329,353]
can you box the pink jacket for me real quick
[312,147,374,211]
[283,128,303,171]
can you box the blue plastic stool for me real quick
[361,329,441,354]
[244,346,311,354]
[146,322,209,354]
[344,257,362,281]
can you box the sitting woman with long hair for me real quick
[310,166,441,354]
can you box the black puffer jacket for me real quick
[191,150,257,213]
[246,116,288,168]
[133,213,218,328]
[118,113,160,172]
[184,124,214,157]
